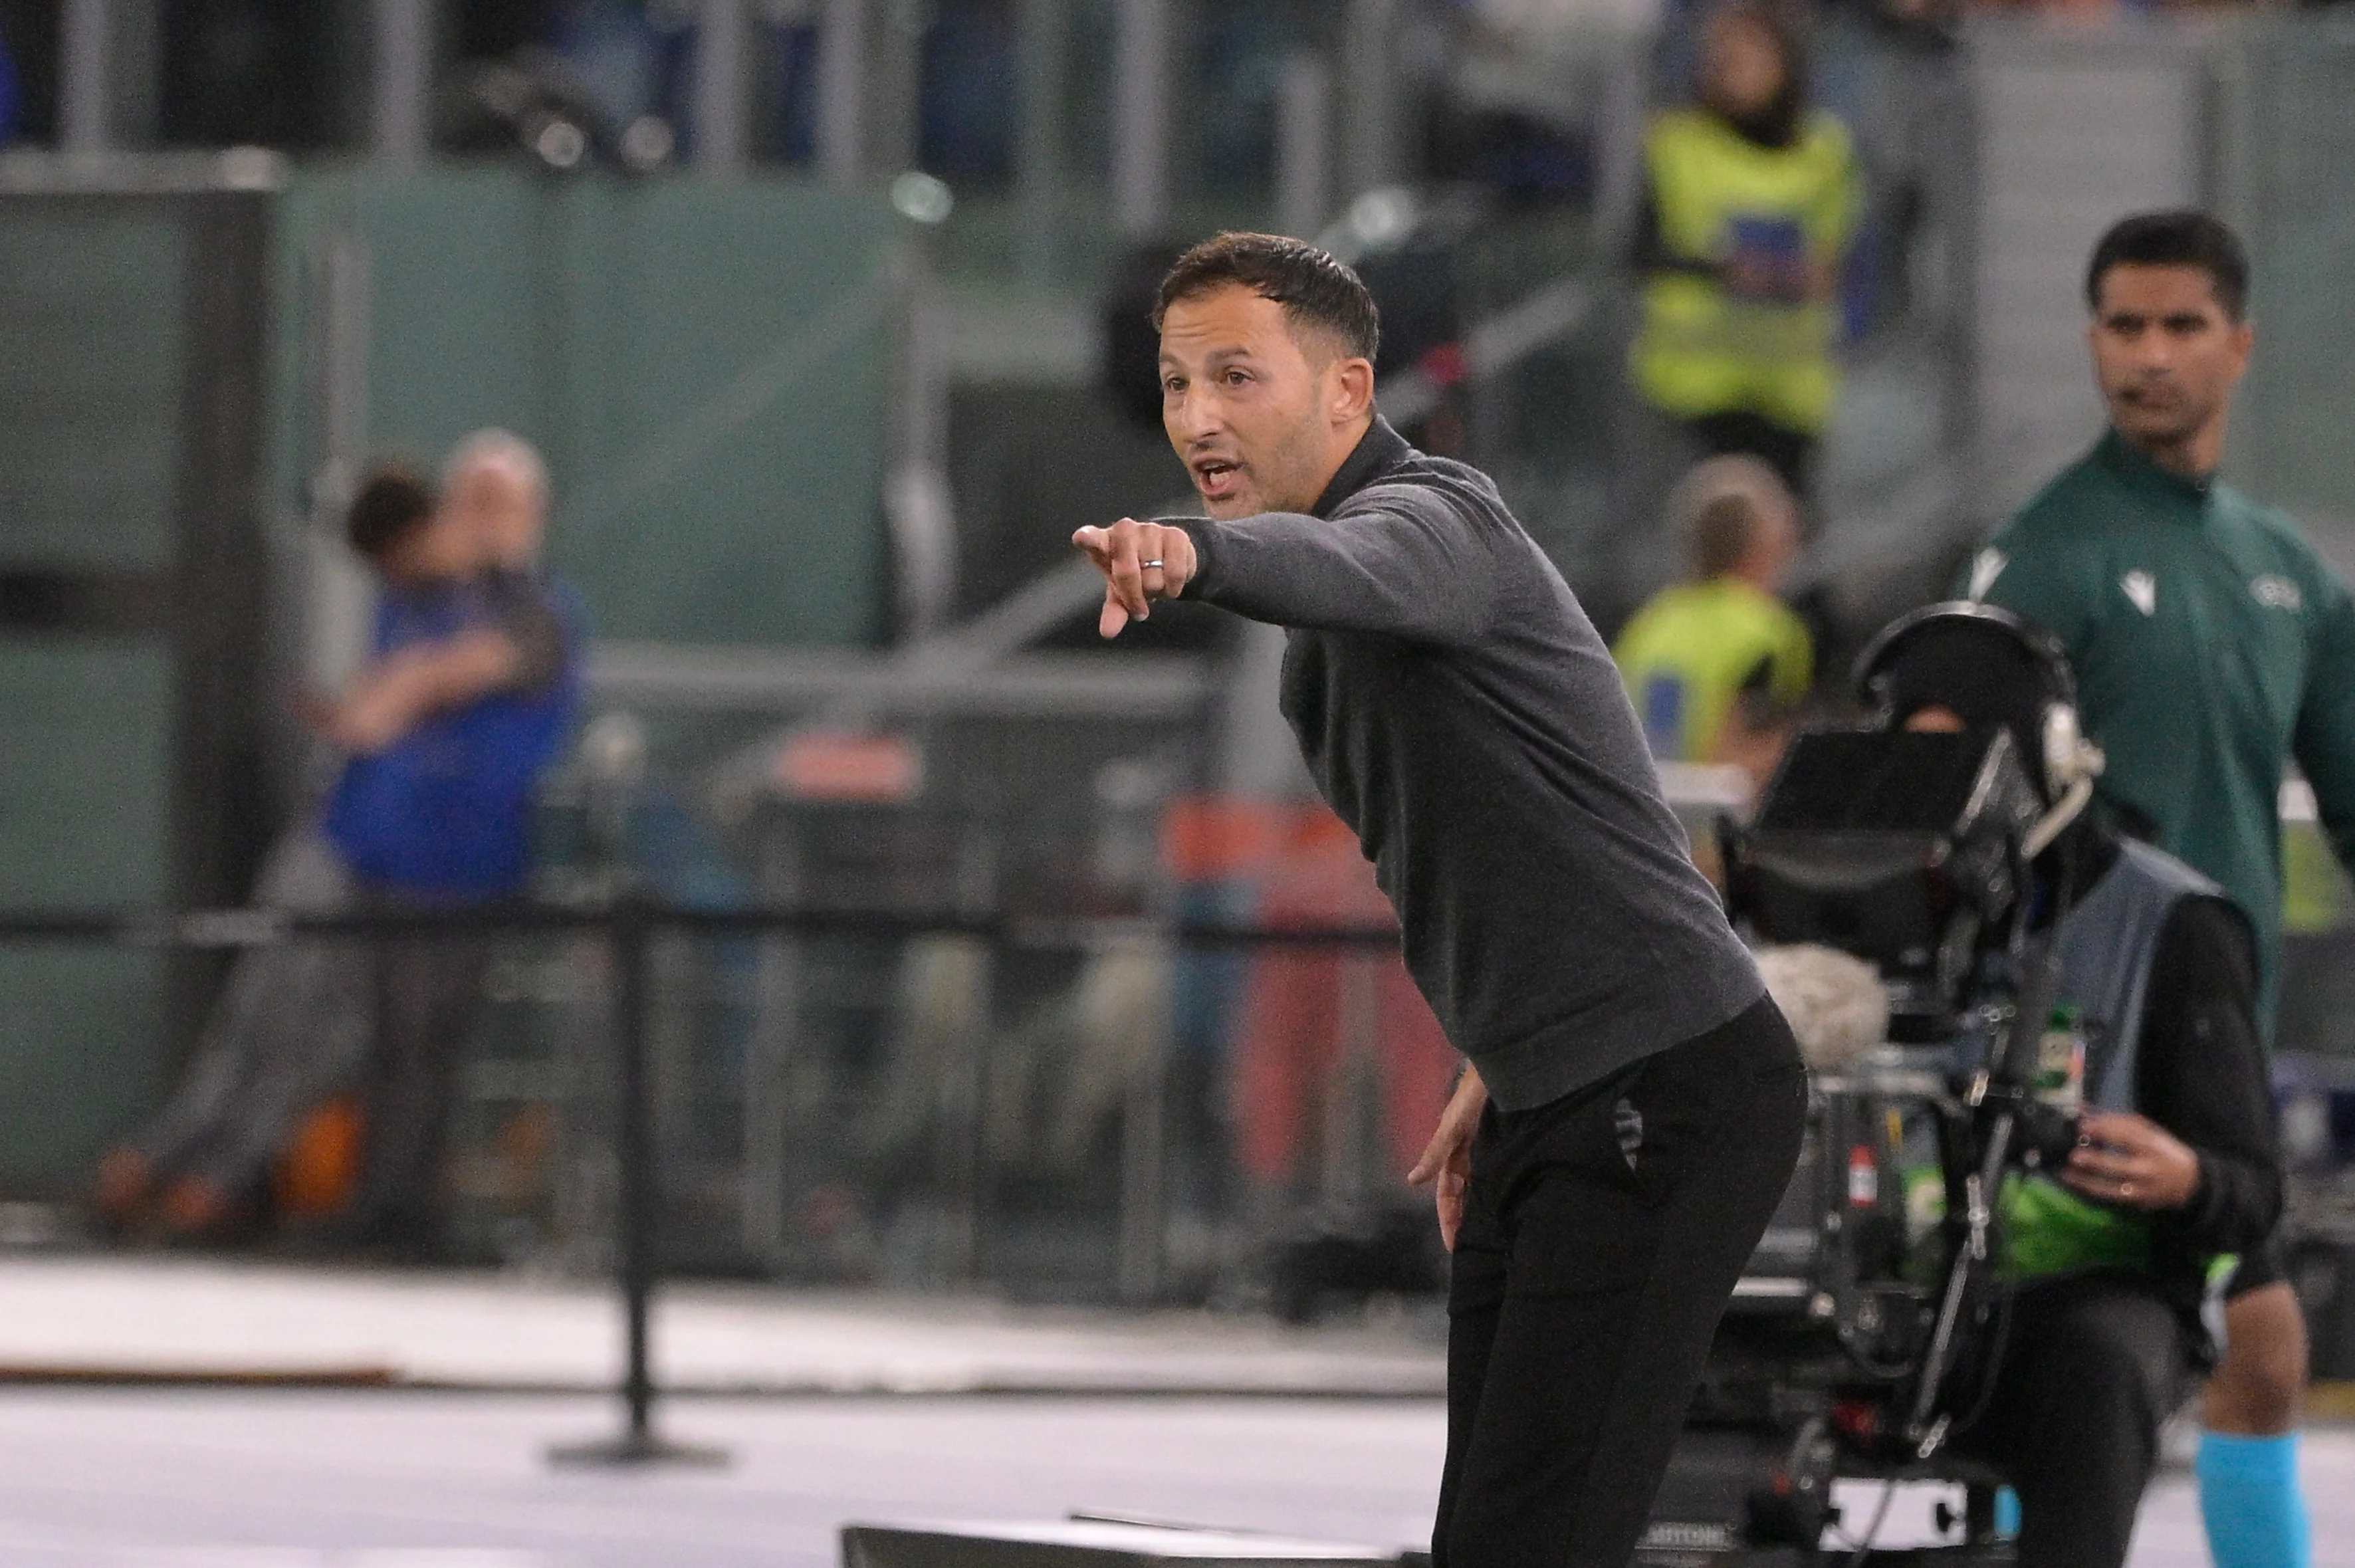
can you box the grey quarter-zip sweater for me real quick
[1177,417,1764,1111]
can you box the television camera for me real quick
[1642,719,2099,1565]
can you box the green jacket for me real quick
[1958,429,2355,1010]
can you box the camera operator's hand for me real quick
[1072,518,1198,637]
[2063,1109,2201,1211]
[1408,1064,1488,1252]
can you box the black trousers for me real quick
[349,925,489,1241]
[1434,996,1808,1567]
[1949,1272,2199,1568]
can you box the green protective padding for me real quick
[0,643,175,1184]
[0,209,185,572]
[273,168,900,647]
[1997,1172,2154,1284]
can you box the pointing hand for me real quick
[1072,518,1198,637]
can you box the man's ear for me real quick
[1329,356,1376,427]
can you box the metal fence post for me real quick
[816,0,867,189]
[693,0,752,177]
[1275,52,1333,242]
[372,0,431,171]
[1014,0,1070,285]
[1116,1011,1169,1306]
[1111,0,1170,237]
[549,898,727,1468]
[60,0,112,154]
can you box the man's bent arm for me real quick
[327,628,524,752]
[1180,486,1502,646]
[2294,572,2355,880]
[2138,899,2284,1257]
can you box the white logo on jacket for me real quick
[2252,575,2303,612]
[2120,570,2157,617]
[1967,548,2008,601]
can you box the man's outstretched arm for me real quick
[2295,570,2355,883]
[1075,489,1501,646]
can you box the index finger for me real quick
[1105,524,1150,622]
[2075,1111,2153,1152]
[1098,582,1131,639]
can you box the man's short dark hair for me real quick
[2085,210,2251,322]
[1154,232,1381,364]
[346,465,437,561]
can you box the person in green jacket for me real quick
[1962,209,2355,1568]
[1614,454,1812,789]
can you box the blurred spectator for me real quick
[327,431,584,1254]
[1432,0,1664,199]
[549,0,665,132]
[1613,453,1811,788]
[1628,0,1858,504]
[93,441,582,1250]
[92,469,475,1240]
[0,19,17,145]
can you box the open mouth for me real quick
[1191,457,1242,499]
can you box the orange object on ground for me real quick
[274,1095,366,1218]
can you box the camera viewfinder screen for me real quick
[1755,729,2002,836]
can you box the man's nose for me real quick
[2128,332,2179,372]
[1166,384,1220,443]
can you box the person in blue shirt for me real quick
[0,20,21,147]
[320,437,580,902]
[96,449,581,1249]
[324,431,584,1252]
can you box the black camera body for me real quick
[1724,727,2047,1039]
[1647,726,2065,1563]
[2012,1097,2083,1177]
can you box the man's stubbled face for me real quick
[1159,284,1351,520]
[2088,264,2251,469]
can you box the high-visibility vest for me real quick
[1612,576,1813,762]
[1630,107,1858,435]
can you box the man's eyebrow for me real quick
[1159,344,1258,370]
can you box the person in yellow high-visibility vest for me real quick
[1630,0,1859,504]
[1613,454,1812,793]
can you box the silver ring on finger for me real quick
[1140,560,1164,570]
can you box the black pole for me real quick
[616,898,657,1441]
[549,897,726,1468]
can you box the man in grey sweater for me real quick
[1075,233,1805,1567]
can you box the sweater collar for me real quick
[1309,416,1412,519]
[2095,426,2213,512]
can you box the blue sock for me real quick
[2197,1430,2310,1568]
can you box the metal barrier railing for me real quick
[0,897,1403,1464]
